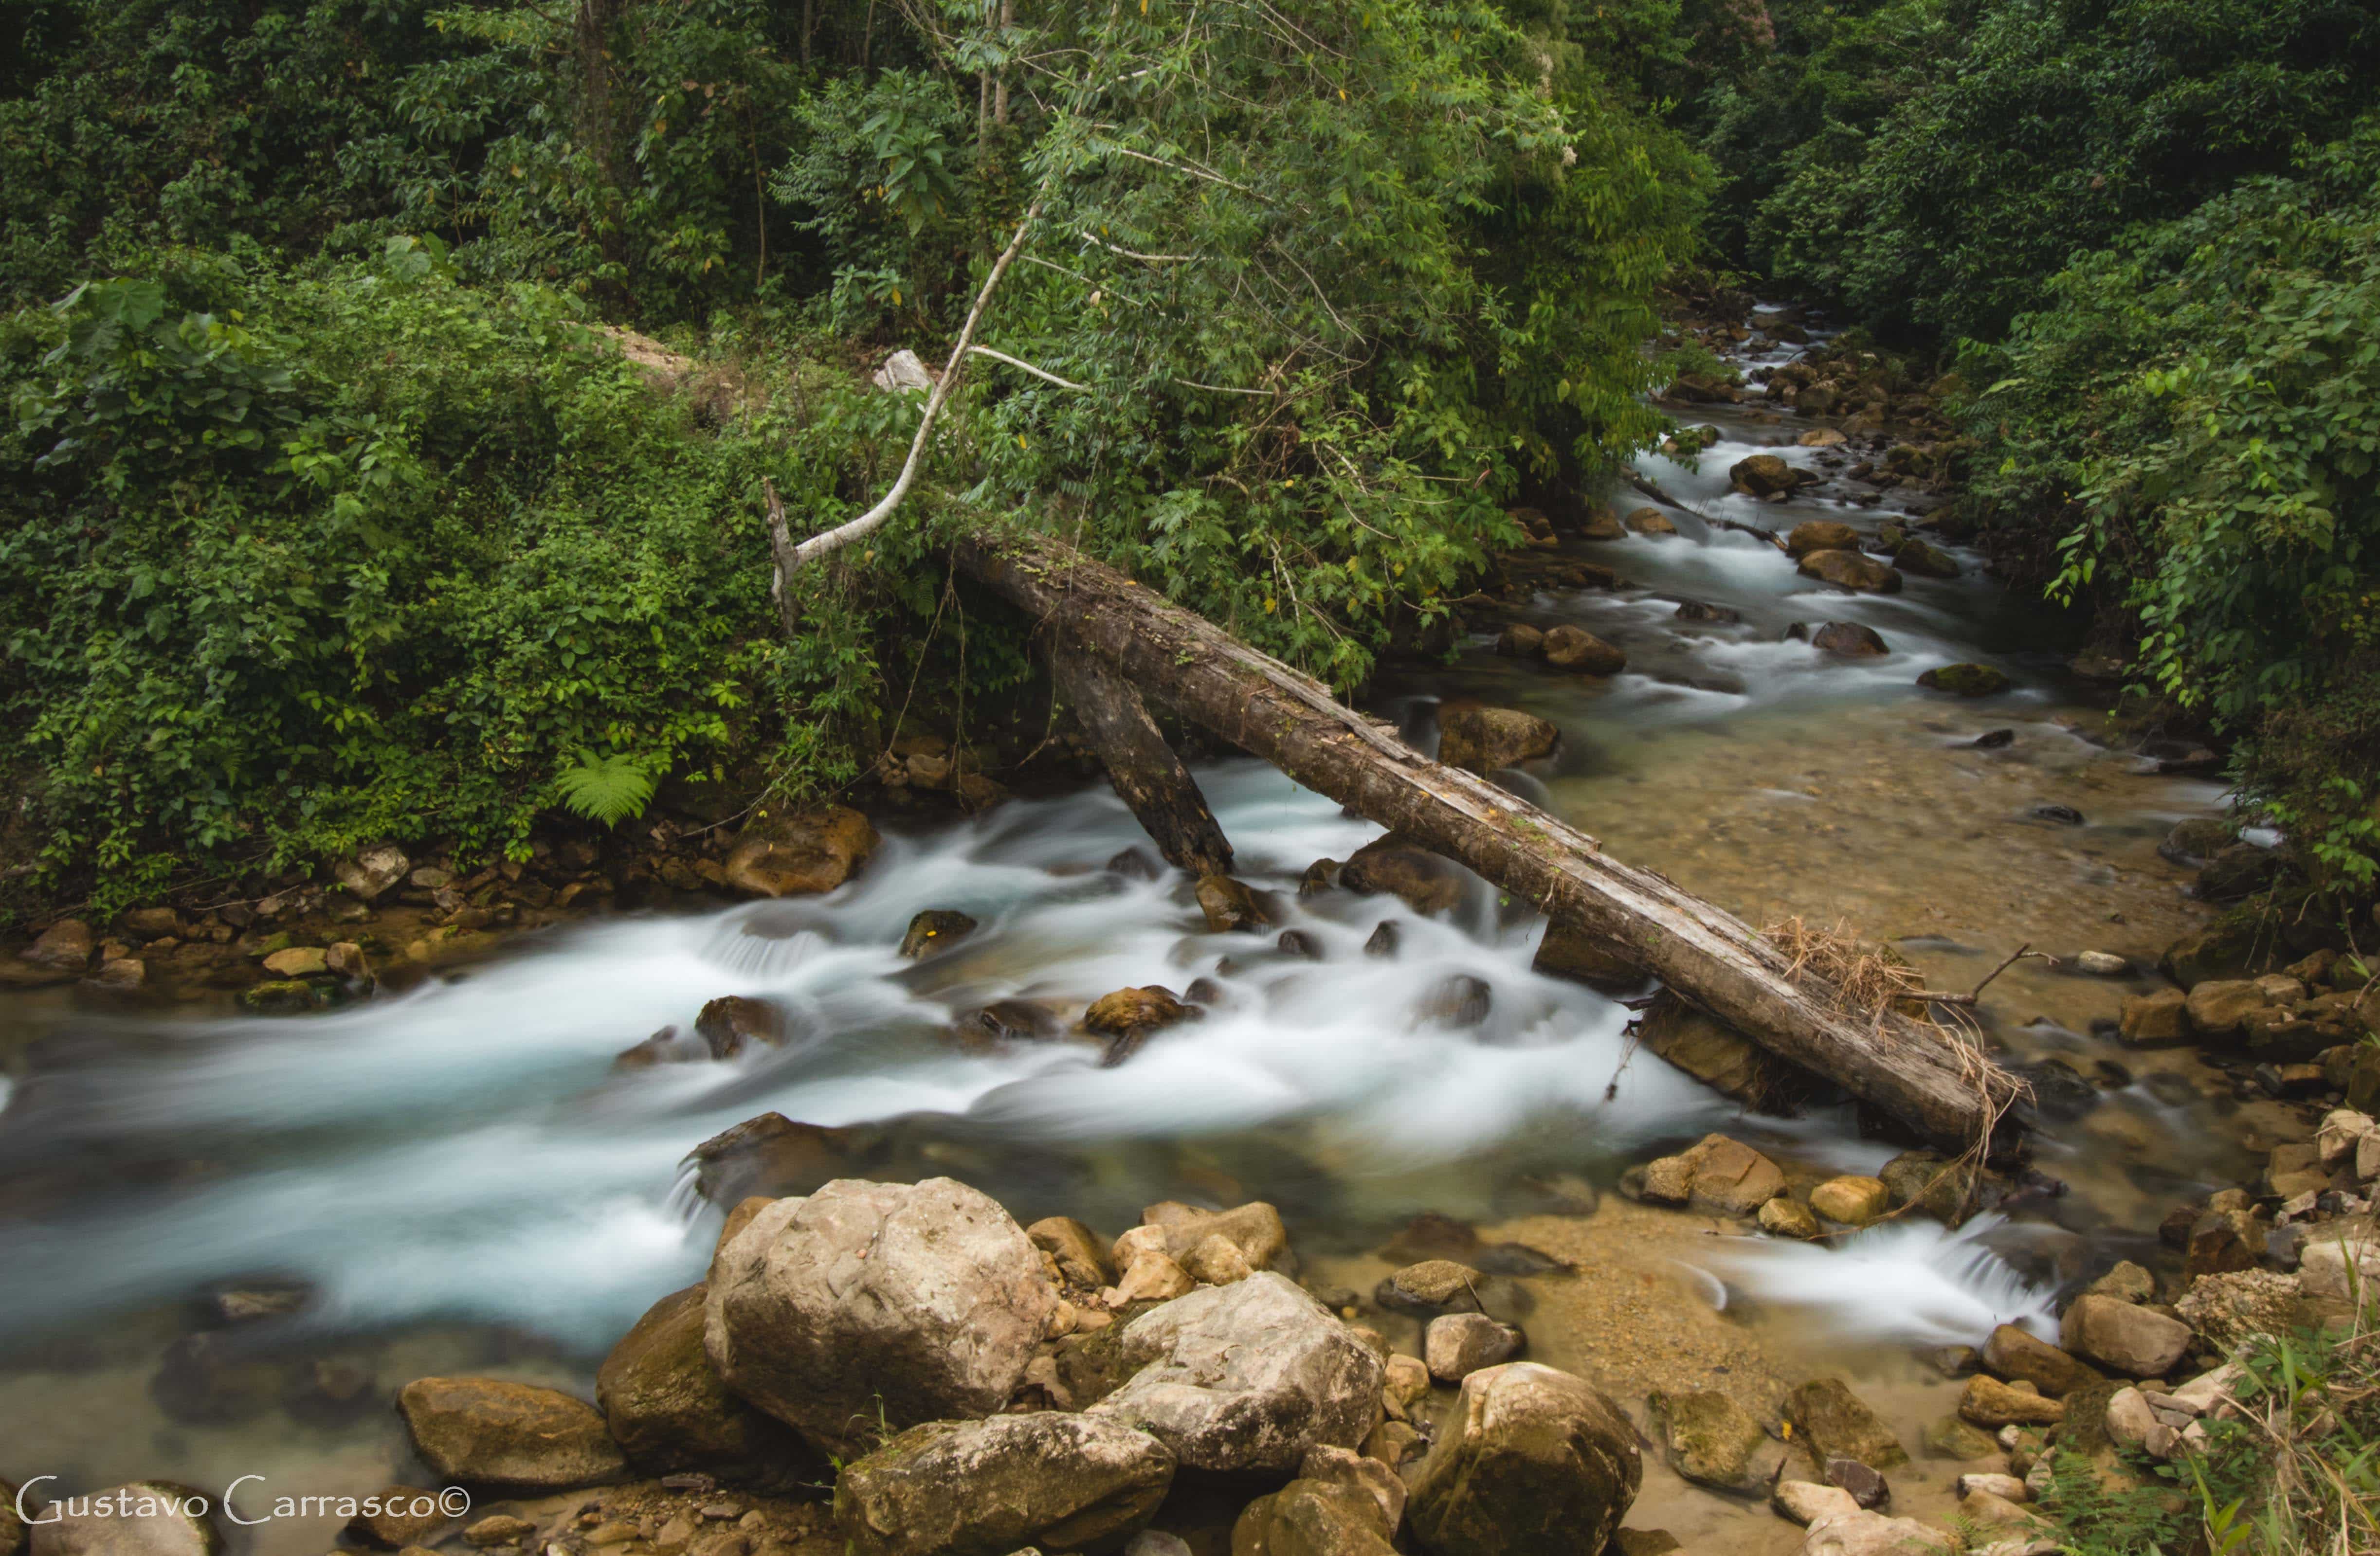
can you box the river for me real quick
[0,309,2279,1553]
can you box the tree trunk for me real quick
[955,527,2023,1154]
[1049,644,1234,877]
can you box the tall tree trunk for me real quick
[574,0,630,301]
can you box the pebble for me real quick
[2073,951,2129,976]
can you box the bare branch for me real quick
[967,344,1090,391]
[787,197,1047,572]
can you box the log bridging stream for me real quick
[956,525,2025,1155]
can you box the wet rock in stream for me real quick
[706,1178,1056,1459]
[897,909,978,959]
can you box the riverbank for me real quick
[4,300,2369,1556]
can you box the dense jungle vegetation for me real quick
[4,0,2380,915]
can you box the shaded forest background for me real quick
[2,0,2378,920]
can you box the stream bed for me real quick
[0,313,2288,1555]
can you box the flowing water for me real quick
[0,312,2285,1552]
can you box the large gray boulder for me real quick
[1087,1272,1384,1473]
[395,1377,627,1490]
[833,1412,1174,1556]
[1405,1362,1642,1556]
[27,1484,219,1556]
[704,1178,1059,1458]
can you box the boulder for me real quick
[1231,1479,1399,1556]
[1132,1200,1291,1272]
[683,1112,869,1205]
[1733,456,1809,498]
[2184,1205,2266,1281]
[2298,1233,2380,1302]
[1541,625,1628,676]
[1647,1389,1777,1492]
[1827,1459,1891,1511]
[1801,1511,1948,1556]
[1340,834,1465,915]
[1376,1260,1485,1317]
[1579,509,1628,542]
[1807,1177,1888,1227]
[704,1178,1058,1458]
[1772,1483,1860,1527]
[1760,1198,1821,1239]
[1305,1444,1406,1527]
[2184,979,2270,1041]
[1624,509,1677,538]
[1784,1379,1906,1470]
[1919,1416,1998,1461]
[597,1285,805,1478]
[2082,1262,2158,1304]
[1785,521,1860,557]
[24,1483,219,1556]
[1876,1150,1995,1223]
[1437,705,1559,775]
[1087,1273,1384,1474]
[2161,919,2268,988]
[23,920,92,970]
[1115,1251,1195,1303]
[833,1412,1174,1556]
[1956,1376,2062,1429]
[2058,1295,2191,1378]
[1980,1325,2098,1398]
[1892,540,1959,579]
[1084,986,1194,1038]
[396,1377,627,1490]
[1030,1216,1116,1290]
[899,910,978,959]
[1916,664,2010,697]
[1635,995,1811,1112]
[2116,989,2189,1046]
[693,995,785,1059]
[1494,623,1544,658]
[1641,1134,1787,1216]
[723,806,877,898]
[1406,1363,1642,1556]
[1181,1232,1255,1285]
[1797,551,1903,593]
[1811,622,1888,657]
[335,845,411,903]
[1196,875,1270,933]
[1425,1314,1526,1383]
[340,1488,448,1550]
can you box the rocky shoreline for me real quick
[13,1110,2371,1556]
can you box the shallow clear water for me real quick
[0,318,2253,1548]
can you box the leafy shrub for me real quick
[0,245,883,900]
[1962,116,2380,885]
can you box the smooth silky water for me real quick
[0,321,2280,1553]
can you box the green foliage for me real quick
[1964,116,2380,885]
[945,0,1704,685]
[0,0,1711,896]
[1708,0,2380,344]
[553,749,657,827]
[0,248,885,888]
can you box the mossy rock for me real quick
[238,978,332,1014]
[1916,663,2009,697]
[2160,910,2279,988]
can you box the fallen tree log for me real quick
[1048,643,1235,877]
[956,526,2023,1154]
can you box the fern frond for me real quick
[554,750,658,828]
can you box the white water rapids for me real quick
[0,760,2054,1354]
